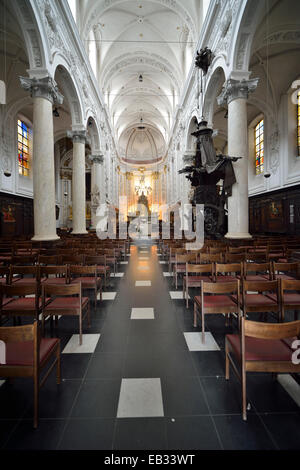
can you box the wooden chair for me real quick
[41,283,90,345]
[69,265,102,308]
[224,253,246,264]
[0,266,10,285]
[173,253,196,289]
[194,280,240,343]
[280,279,300,321]
[11,254,37,265]
[243,262,272,281]
[215,263,243,283]
[225,318,300,420]
[0,321,60,428]
[168,247,187,273]
[9,265,40,288]
[272,262,299,281]
[61,254,84,265]
[0,284,41,324]
[183,263,214,308]
[200,252,224,264]
[245,252,267,263]
[85,255,110,288]
[40,265,69,285]
[242,280,281,321]
[38,255,62,265]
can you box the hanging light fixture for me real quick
[139,74,143,82]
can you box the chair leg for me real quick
[225,342,230,380]
[33,373,39,429]
[193,302,197,327]
[175,271,178,290]
[201,310,205,344]
[56,344,61,385]
[242,369,247,421]
[79,314,82,345]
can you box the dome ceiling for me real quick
[80,0,204,164]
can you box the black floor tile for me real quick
[71,379,121,418]
[260,412,300,449]
[123,351,164,378]
[4,419,66,450]
[166,416,221,450]
[60,354,92,379]
[0,380,31,419]
[0,420,18,449]
[246,374,300,413]
[214,414,276,450]
[161,376,209,416]
[158,349,198,378]
[191,351,226,377]
[201,377,246,415]
[113,418,167,450]
[85,353,124,379]
[58,418,115,450]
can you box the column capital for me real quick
[19,76,63,105]
[67,130,87,144]
[217,78,259,106]
[89,154,104,165]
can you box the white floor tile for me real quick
[138,266,149,271]
[159,261,167,264]
[157,254,162,256]
[184,332,220,351]
[169,291,190,299]
[278,374,300,407]
[62,334,101,354]
[117,378,164,418]
[139,257,149,260]
[98,292,117,300]
[131,307,155,319]
[135,280,152,287]
[163,272,173,277]
[111,273,124,277]
[0,380,5,387]
[121,261,128,265]
[140,251,149,254]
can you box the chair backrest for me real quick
[280,278,300,294]
[61,255,83,265]
[201,279,240,295]
[243,279,279,294]
[39,265,69,278]
[38,255,62,265]
[273,262,299,277]
[242,317,300,340]
[215,262,243,277]
[200,253,223,263]
[175,253,196,263]
[11,255,36,265]
[246,252,267,262]
[225,253,246,263]
[69,265,97,277]
[244,262,271,276]
[42,282,81,297]
[10,265,38,278]
[186,263,213,274]
[85,255,106,266]
[0,321,39,368]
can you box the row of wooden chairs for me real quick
[193,278,300,340]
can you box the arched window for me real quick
[17,119,31,176]
[255,118,264,175]
[297,91,300,157]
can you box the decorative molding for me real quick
[89,154,104,165]
[217,78,259,106]
[67,130,87,144]
[19,76,63,105]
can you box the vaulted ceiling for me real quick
[76,0,206,165]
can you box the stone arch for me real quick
[203,66,226,127]
[184,115,199,153]
[54,63,85,128]
[86,115,101,154]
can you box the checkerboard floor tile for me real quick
[98,292,117,300]
[131,308,155,319]
[62,334,101,354]
[184,332,220,351]
[135,280,151,287]
[169,291,190,299]
[117,378,164,418]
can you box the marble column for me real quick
[217,78,258,239]
[20,76,63,241]
[89,154,103,229]
[67,130,88,234]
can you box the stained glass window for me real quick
[297,91,300,157]
[255,119,264,175]
[17,119,31,176]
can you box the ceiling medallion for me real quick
[137,16,144,24]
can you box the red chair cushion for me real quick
[275,274,297,281]
[184,275,212,285]
[226,334,292,361]
[2,297,41,311]
[215,275,241,282]
[282,293,300,305]
[245,275,270,281]
[195,294,237,308]
[244,293,277,307]
[44,296,89,313]
[4,338,59,366]
[41,277,68,285]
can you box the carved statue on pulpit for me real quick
[137,191,150,216]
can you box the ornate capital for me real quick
[217,78,259,106]
[67,130,87,144]
[89,154,104,165]
[19,76,63,105]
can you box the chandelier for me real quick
[135,175,152,196]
